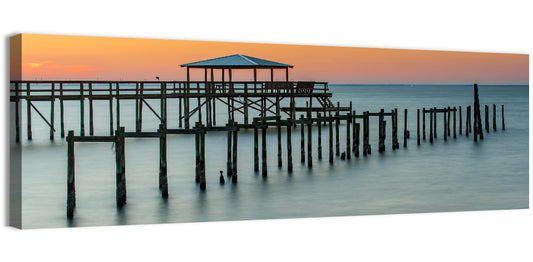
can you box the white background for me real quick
[1,1,531,261]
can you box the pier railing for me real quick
[9,80,330,101]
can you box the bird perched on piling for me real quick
[156,76,160,80]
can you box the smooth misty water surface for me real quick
[18,85,528,228]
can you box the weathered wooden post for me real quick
[26,83,32,140]
[429,108,433,143]
[473,84,483,140]
[465,106,470,137]
[254,125,259,172]
[195,122,200,182]
[459,106,462,135]
[453,107,457,138]
[14,82,20,143]
[501,105,505,130]
[422,108,426,140]
[335,111,340,156]
[485,105,489,133]
[433,107,437,139]
[227,121,233,177]
[329,115,334,163]
[403,108,408,147]
[287,119,293,172]
[232,122,238,183]
[88,83,94,136]
[278,118,282,167]
[140,83,144,130]
[346,111,351,160]
[307,114,313,167]
[60,83,65,138]
[392,109,399,149]
[109,83,114,136]
[200,124,206,190]
[80,83,85,136]
[443,107,447,141]
[66,130,75,218]
[300,115,305,163]
[262,119,268,177]
[492,104,496,131]
[50,82,55,140]
[363,111,370,155]
[352,110,356,155]
[116,83,121,131]
[354,123,360,157]
[446,107,452,136]
[115,126,126,207]
[159,123,168,198]
[317,113,322,160]
[378,109,385,152]
[417,109,420,145]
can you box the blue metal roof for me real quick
[180,54,293,68]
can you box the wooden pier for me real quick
[9,54,508,219]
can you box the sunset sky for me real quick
[12,34,529,84]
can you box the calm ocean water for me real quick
[18,84,529,229]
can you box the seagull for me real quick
[156,76,160,80]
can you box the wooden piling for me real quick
[453,107,457,138]
[80,83,85,136]
[89,83,94,136]
[278,120,282,167]
[433,107,437,139]
[473,84,483,140]
[227,122,233,177]
[109,83,114,136]
[501,105,505,130]
[115,127,126,207]
[492,104,496,131]
[403,108,408,147]
[363,111,371,155]
[352,110,356,155]
[317,113,322,160]
[335,111,340,156]
[159,124,168,198]
[422,108,426,140]
[254,126,259,172]
[443,107,447,141]
[346,111,351,160]
[354,123,360,157]
[307,114,313,167]
[287,120,293,172]
[329,116,334,163]
[200,125,206,190]
[140,83,144,130]
[195,122,200,182]
[232,123,238,183]
[60,83,65,138]
[27,83,32,140]
[459,106,462,135]
[300,115,305,163]
[417,109,420,145]
[66,130,75,218]
[429,108,433,143]
[378,109,385,152]
[485,105,489,133]
[262,120,268,177]
[465,106,470,137]
[392,109,399,149]
[50,83,55,140]
[116,83,120,131]
[15,82,20,143]
[446,107,452,136]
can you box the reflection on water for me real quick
[20,85,529,228]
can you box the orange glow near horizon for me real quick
[14,34,529,85]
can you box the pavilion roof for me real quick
[180,54,293,69]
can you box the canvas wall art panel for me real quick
[9,34,529,229]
